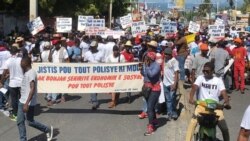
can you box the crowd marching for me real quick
[0,20,250,141]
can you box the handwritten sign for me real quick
[131,21,147,37]
[120,14,132,29]
[102,30,125,39]
[188,21,200,33]
[85,27,106,36]
[86,19,105,27]
[33,63,143,93]
[215,18,224,25]
[27,17,45,35]
[208,25,225,38]
[56,18,72,33]
[160,19,177,36]
[77,15,94,31]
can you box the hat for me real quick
[164,48,172,55]
[234,38,242,44]
[52,40,60,45]
[125,41,133,47]
[43,41,51,48]
[160,40,168,46]
[61,37,67,41]
[15,37,24,43]
[135,35,141,44]
[200,43,209,51]
[53,34,62,38]
[147,40,158,48]
[90,41,98,47]
[146,52,156,60]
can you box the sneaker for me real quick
[46,126,53,141]
[171,112,178,120]
[144,124,155,136]
[9,114,17,121]
[138,112,148,119]
[2,110,10,117]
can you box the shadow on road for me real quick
[28,128,60,141]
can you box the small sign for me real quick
[27,17,45,35]
[188,21,200,33]
[56,18,72,33]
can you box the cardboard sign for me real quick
[120,14,132,29]
[188,21,200,33]
[131,21,147,37]
[215,18,224,25]
[33,63,143,93]
[160,19,177,36]
[77,15,94,31]
[56,18,72,33]
[27,17,45,35]
[86,19,105,27]
[85,27,106,36]
[208,25,225,38]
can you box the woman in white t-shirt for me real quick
[238,105,250,141]
[105,45,125,108]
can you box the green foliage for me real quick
[198,0,212,17]
[241,0,250,13]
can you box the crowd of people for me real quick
[0,22,250,140]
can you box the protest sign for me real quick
[208,25,225,38]
[85,27,106,36]
[56,17,72,33]
[102,30,125,39]
[215,18,224,25]
[131,21,146,37]
[188,21,200,33]
[86,19,105,27]
[77,15,94,31]
[33,63,143,93]
[120,14,132,29]
[160,20,177,36]
[27,17,45,35]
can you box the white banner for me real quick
[208,25,225,38]
[131,21,147,37]
[86,19,105,27]
[27,17,45,35]
[102,30,125,39]
[188,21,200,33]
[160,19,177,36]
[33,63,143,93]
[77,15,94,31]
[56,18,72,33]
[120,14,132,29]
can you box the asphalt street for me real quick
[0,87,249,141]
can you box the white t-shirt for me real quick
[20,69,37,106]
[41,50,50,62]
[105,54,126,63]
[0,50,11,74]
[194,75,225,102]
[103,42,115,62]
[97,43,106,54]
[80,41,90,58]
[163,58,179,86]
[52,48,69,63]
[25,42,35,54]
[240,105,250,130]
[2,56,23,87]
[84,51,104,63]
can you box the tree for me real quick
[198,0,213,17]
[240,0,250,13]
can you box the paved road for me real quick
[0,88,249,141]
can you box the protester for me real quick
[237,105,250,141]
[17,57,53,141]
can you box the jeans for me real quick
[90,93,98,106]
[176,55,186,80]
[17,102,50,141]
[0,92,5,109]
[147,91,160,124]
[46,93,58,102]
[163,85,177,116]
[142,97,147,113]
[8,87,20,115]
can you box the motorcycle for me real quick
[193,99,231,141]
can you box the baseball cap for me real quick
[90,41,98,47]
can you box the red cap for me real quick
[52,40,60,45]
[146,52,156,60]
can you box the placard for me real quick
[215,18,224,25]
[77,15,94,31]
[33,63,143,93]
[160,19,177,36]
[85,27,106,36]
[86,19,105,27]
[208,25,225,38]
[102,30,125,39]
[56,18,72,33]
[27,17,45,35]
[188,21,200,33]
[131,21,147,37]
[120,14,132,29]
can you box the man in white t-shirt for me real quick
[103,36,115,62]
[0,45,23,121]
[17,57,53,141]
[186,62,231,141]
[237,105,250,141]
[80,36,90,61]
[162,48,179,120]
[84,41,104,110]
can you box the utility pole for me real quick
[29,0,38,21]
[109,0,113,28]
